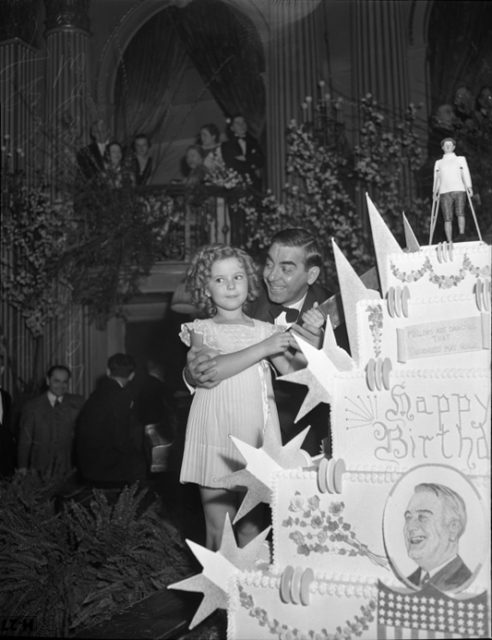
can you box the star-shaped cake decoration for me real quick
[222,423,311,523]
[168,514,271,629]
[278,322,355,422]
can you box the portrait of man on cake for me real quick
[403,482,472,591]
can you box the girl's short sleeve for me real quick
[179,320,207,348]
[179,323,193,347]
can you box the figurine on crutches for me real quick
[431,137,477,243]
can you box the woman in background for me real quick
[199,123,223,173]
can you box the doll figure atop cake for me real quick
[431,137,473,243]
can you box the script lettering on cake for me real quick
[370,388,490,470]
[373,422,408,461]
[473,393,491,459]
[385,384,414,422]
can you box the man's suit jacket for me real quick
[221,134,264,189]
[77,142,106,181]
[17,392,84,477]
[0,388,15,477]
[135,373,178,441]
[407,556,472,591]
[75,377,147,486]
[247,282,333,456]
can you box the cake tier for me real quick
[356,295,490,369]
[228,569,490,639]
[272,469,393,580]
[271,468,490,593]
[228,570,379,640]
[382,242,491,299]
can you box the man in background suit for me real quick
[0,353,16,477]
[221,114,264,191]
[186,228,333,456]
[75,353,148,488]
[76,119,110,182]
[404,482,472,591]
[17,365,84,479]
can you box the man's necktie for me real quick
[421,571,431,586]
[271,305,299,324]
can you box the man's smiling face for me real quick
[263,242,319,306]
[404,489,454,572]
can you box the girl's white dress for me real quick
[179,317,282,489]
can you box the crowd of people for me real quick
[76,114,265,194]
[0,353,177,494]
[76,120,154,189]
[0,227,340,551]
[183,116,264,192]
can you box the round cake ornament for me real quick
[382,463,488,595]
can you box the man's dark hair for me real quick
[107,353,136,378]
[132,133,150,150]
[200,123,220,143]
[46,364,71,379]
[270,228,324,269]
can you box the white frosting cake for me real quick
[171,197,490,640]
[226,198,491,639]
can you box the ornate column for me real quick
[351,0,409,122]
[265,0,323,199]
[350,0,411,231]
[0,2,39,185]
[43,0,92,182]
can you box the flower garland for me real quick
[390,254,490,288]
[282,493,388,568]
[238,584,377,640]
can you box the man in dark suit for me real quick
[0,353,16,477]
[404,482,472,591]
[221,114,264,191]
[76,119,110,182]
[17,365,84,478]
[75,353,148,488]
[185,228,333,456]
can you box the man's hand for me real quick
[185,345,220,389]
[301,302,326,336]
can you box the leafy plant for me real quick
[0,180,77,338]
[352,94,431,243]
[0,472,194,637]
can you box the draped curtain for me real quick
[114,11,189,173]
[114,0,266,166]
[428,0,492,110]
[167,0,265,140]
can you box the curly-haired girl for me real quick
[179,244,296,550]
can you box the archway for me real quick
[111,0,266,183]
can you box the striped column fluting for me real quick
[265,1,324,200]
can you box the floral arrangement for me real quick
[351,94,430,243]
[0,181,77,337]
[366,304,383,358]
[235,124,366,289]
[67,182,180,321]
[282,492,388,568]
[204,154,249,191]
[232,94,432,290]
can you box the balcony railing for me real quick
[137,182,244,262]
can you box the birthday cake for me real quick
[170,196,491,640]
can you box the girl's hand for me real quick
[262,330,292,357]
[301,302,326,336]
